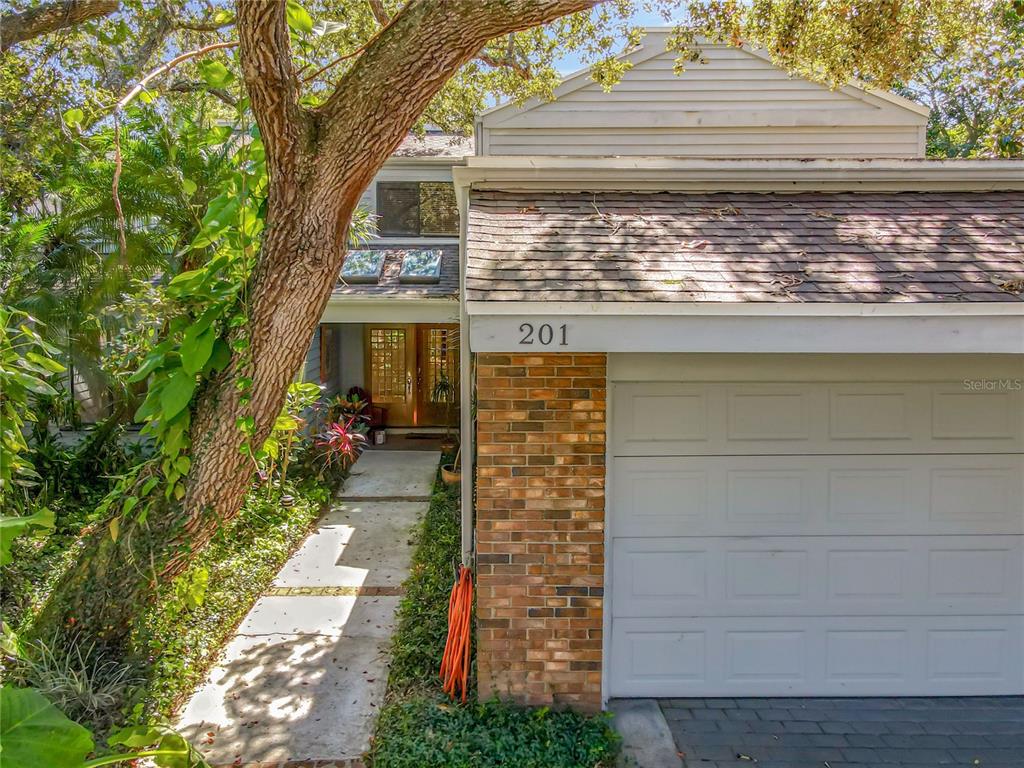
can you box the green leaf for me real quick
[123,496,138,515]
[107,724,165,748]
[180,325,216,376]
[160,370,196,420]
[62,108,85,127]
[286,0,314,34]
[167,268,206,287]
[204,338,231,373]
[24,352,65,374]
[128,351,165,383]
[274,414,299,432]
[140,477,159,497]
[0,508,54,567]
[174,456,191,475]
[181,178,197,196]
[0,686,94,768]
[7,370,57,396]
[197,60,234,89]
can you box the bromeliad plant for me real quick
[312,417,367,483]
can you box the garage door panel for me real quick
[613,536,1024,619]
[612,455,1024,537]
[609,365,1024,698]
[612,381,1024,456]
[610,616,1024,697]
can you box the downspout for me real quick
[456,171,474,566]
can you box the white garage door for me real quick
[608,354,1024,697]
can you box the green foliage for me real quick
[15,636,141,731]
[0,685,210,768]
[903,1,1023,157]
[0,686,94,768]
[385,479,462,693]
[370,461,619,767]
[120,113,266,509]
[0,306,64,498]
[0,507,54,567]
[371,697,619,768]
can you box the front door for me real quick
[365,324,416,426]
[416,324,460,428]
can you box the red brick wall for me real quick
[474,353,607,712]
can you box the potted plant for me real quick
[432,372,459,454]
[441,445,461,485]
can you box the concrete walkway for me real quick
[177,450,439,767]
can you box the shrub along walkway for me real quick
[177,450,440,767]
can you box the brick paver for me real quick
[660,697,1024,768]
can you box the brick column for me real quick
[474,353,606,712]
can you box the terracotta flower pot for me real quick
[441,464,461,484]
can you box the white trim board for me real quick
[468,313,1024,354]
[322,298,459,324]
[453,157,1024,192]
[467,301,1024,318]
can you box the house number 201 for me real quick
[518,323,568,346]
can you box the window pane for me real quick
[419,182,458,236]
[377,182,419,235]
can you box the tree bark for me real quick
[0,0,119,51]
[31,0,600,654]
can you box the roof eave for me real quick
[454,157,1024,193]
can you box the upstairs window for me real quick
[377,181,458,237]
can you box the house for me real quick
[317,31,1024,712]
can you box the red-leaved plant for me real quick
[313,416,367,481]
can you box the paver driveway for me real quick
[661,696,1024,768]
[177,450,438,767]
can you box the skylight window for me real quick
[399,249,443,284]
[341,250,386,284]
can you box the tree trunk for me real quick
[29,0,600,657]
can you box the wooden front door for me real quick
[365,324,416,426]
[416,324,460,428]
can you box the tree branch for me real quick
[1,0,119,51]
[1,0,117,51]
[366,0,390,25]
[478,35,532,78]
[103,9,174,93]
[167,78,237,106]
[117,40,238,110]
[316,0,600,191]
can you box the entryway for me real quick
[364,323,459,427]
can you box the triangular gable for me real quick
[478,30,928,159]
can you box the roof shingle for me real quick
[466,191,1024,303]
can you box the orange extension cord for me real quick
[440,565,473,702]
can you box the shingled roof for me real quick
[466,191,1024,303]
[334,246,459,299]
[393,132,474,158]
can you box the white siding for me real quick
[480,36,928,159]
